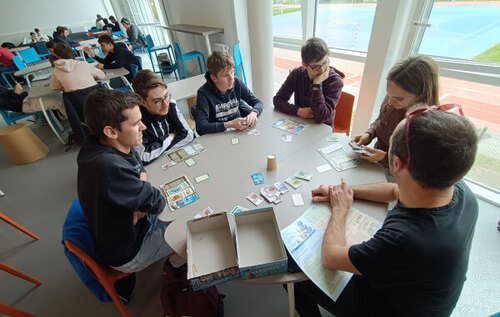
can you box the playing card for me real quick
[295,170,312,181]
[194,207,214,219]
[260,185,281,202]
[161,161,176,170]
[251,172,265,185]
[349,142,365,151]
[246,193,264,206]
[292,193,304,206]
[194,173,210,183]
[176,192,200,208]
[224,128,235,134]
[231,137,239,145]
[185,158,196,166]
[253,129,260,135]
[274,181,289,194]
[316,164,333,173]
[230,205,249,215]
[285,177,302,189]
[325,134,339,142]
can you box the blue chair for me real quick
[0,110,42,126]
[233,42,247,85]
[159,45,181,81]
[34,42,50,59]
[173,42,207,79]
[144,35,170,73]
[1,56,26,89]
[18,48,42,65]
[112,31,125,38]
[130,64,139,78]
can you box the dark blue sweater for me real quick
[193,72,263,135]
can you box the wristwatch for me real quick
[311,82,322,89]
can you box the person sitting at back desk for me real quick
[193,50,263,135]
[84,34,141,84]
[53,26,82,48]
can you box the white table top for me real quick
[14,62,52,77]
[155,110,387,284]
[167,74,205,100]
[9,46,30,53]
[163,24,224,36]
[27,67,129,98]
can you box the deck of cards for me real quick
[247,192,264,206]
[285,177,303,189]
[294,170,312,181]
[161,176,200,211]
[260,185,282,204]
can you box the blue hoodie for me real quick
[193,72,263,135]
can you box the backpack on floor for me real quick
[161,260,224,317]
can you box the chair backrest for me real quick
[0,110,40,126]
[12,56,26,70]
[135,55,143,67]
[18,48,42,65]
[233,42,247,85]
[112,31,124,38]
[333,91,355,135]
[144,34,155,49]
[34,42,50,56]
[173,42,183,60]
[130,64,139,78]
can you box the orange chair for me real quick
[1,212,40,317]
[63,240,133,317]
[333,91,355,135]
[0,212,39,240]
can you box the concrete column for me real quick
[246,0,274,107]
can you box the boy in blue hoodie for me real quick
[193,51,263,135]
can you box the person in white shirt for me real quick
[34,28,50,42]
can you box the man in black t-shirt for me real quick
[295,106,479,317]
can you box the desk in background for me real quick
[163,24,224,55]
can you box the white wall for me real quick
[161,0,252,86]
[0,0,110,45]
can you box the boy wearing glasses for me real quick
[293,106,478,317]
[193,50,263,135]
[132,69,194,164]
[273,37,344,126]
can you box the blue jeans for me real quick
[111,214,173,273]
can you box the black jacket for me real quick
[52,32,79,47]
[93,44,141,81]
[0,86,26,112]
[77,136,166,267]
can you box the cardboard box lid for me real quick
[234,207,287,268]
[186,213,238,279]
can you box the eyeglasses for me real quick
[405,104,464,166]
[308,59,329,71]
[153,93,171,107]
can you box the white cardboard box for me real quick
[234,207,288,279]
[186,213,240,290]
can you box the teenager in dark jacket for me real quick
[132,69,194,165]
[77,89,178,272]
[84,35,141,82]
[193,50,263,135]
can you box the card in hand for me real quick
[294,170,312,181]
[246,192,264,206]
[251,172,265,185]
[349,142,365,151]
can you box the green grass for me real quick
[473,43,500,63]
[273,8,301,16]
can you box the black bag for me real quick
[161,261,224,317]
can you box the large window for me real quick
[315,0,377,52]
[415,1,500,192]
[273,0,303,40]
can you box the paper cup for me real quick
[267,154,278,171]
